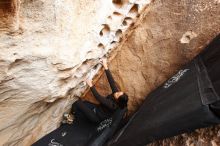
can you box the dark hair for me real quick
[117,93,128,108]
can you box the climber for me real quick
[69,58,128,146]
[72,58,128,123]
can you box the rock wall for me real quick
[0,0,219,145]
[84,0,220,145]
[0,0,151,145]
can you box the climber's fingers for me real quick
[86,78,93,87]
[99,58,108,69]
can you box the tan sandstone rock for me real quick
[0,0,151,145]
[0,0,219,145]
[84,0,220,145]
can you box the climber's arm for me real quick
[101,58,119,93]
[86,79,117,110]
[105,69,119,93]
[90,86,117,110]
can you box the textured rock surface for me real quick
[0,0,219,146]
[0,0,151,145]
[84,0,220,145]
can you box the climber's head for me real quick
[114,91,128,108]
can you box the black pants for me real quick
[71,100,127,146]
[72,100,109,123]
[87,108,127,146]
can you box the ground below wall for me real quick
[83,0,220,145]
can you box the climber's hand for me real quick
[100,58,108,70]
[86,79,93,87]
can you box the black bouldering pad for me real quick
[107,34,220,146]
[32,101,126,146]
[32,116,98,146]
[32,101,98,146]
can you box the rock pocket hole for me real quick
[122,20,127,26]
[107,16,112,20]
[180,31,198,44]
[115,29,122,37]
[110,41,117,46]
[98,43,105,49]
[112,0,128,8]
[129,4,139,15]
[112,11,123,20]
[122,17,133,26]
[99,24,110,36]
[113,11,123,17]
